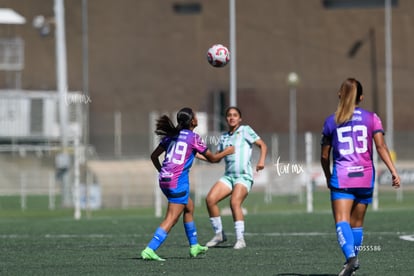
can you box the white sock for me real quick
[209,216,223,234]
[234,220,245,240]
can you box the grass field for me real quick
[1,189,413,276]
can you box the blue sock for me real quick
[352,227,363,256]
[147,227,168,251]
[184,221,198,246]
[336,221,356,261]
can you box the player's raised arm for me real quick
[202,146,234,163]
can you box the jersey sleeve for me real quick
[192,133,208,154]
[321,115,334,146]
[372,113,385,135]
[244,125,260,144]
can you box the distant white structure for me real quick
[0,8,26,24]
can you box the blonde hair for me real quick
[335,78,362,125]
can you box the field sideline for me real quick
[1,191,413,275]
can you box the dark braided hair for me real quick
[176,107,194,130]
[154,107,194,138]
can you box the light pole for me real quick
[33,0,72,211]
[229,0,237,106]
[348,27,379,115]
[385,0,394,156]
[34,1,70,153]
[287,72,299,163]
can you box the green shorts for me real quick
[219,174,253,192]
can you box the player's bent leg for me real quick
[206,181,232,247]
[183,198,195,222]
[160,203,185,231]
[230,184,248,249]
[205,181,232,217]
[230,184,248,221]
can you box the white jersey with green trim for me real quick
[218,125,260,176]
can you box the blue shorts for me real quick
[330,187,373,204]
[161,188,189,204]
[159,174,190,204]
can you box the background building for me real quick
[1,0,413,159]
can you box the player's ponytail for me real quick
[154,115,179,138]
[154,107,194,138]
[335,78,362,125]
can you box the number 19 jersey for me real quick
[321,107,384,189]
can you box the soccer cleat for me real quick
[338,256,359,276]
[206,231,227,247]
[189,243,208,257]
[141,247,166,261]
[233,238,246,249]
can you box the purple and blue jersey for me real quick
[321,107,384,189]
[158,129,207,203]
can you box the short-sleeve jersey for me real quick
[158,129,208,191]
[218,125,260,177]
[321,107,384,189]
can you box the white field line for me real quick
[399,235,414,242]
[0,232,413,240]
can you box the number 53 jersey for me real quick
[321,107,384,189]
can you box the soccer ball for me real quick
[207,44,230,67]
